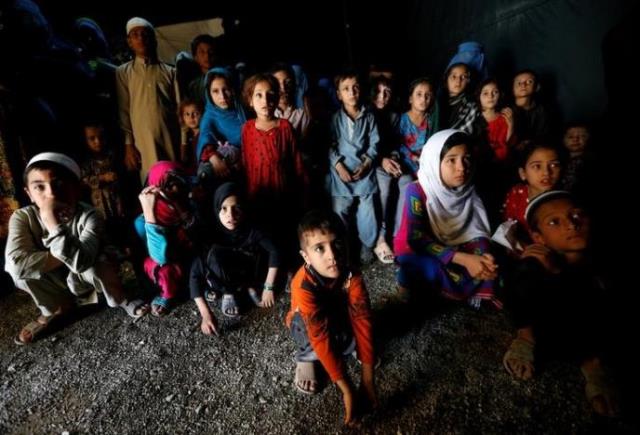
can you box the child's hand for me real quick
[336,379,357,426]
[522,243,559,273]
[456,252,498,280]
[200,312,219,336]
[335,162,353,183]
[209,154,230,178]
[381,157,402,178]
[138,186,158,223]
[352,158,372,181]
[124,144,141,171]
[260,289,275,308]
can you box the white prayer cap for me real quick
[126,17,153,35]
[26,152,81,180]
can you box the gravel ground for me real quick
[0,263,634,434]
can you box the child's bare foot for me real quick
[503,336,535,380]
[294,361,318,394]
[581,358,619,417]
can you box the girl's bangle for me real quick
[263,283,275,292]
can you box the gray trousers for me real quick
[11,259,125,316]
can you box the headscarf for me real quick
[212,182,250,246]
[196,67,246,160]
[417,129,490,246]
[147,161,190,227]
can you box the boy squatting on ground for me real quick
[5,152,147,345]
[502,190,619,417]
[285,210,377,426]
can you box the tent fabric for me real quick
[155,18,224,64]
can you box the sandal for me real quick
[294,361,318,395]
[581,361,619,417]
[151,296,171,317]
[221,293,240,318]
[374,241,395,264]
[14,313,61,346]
[120,298,150,319]
[503,337,535,380]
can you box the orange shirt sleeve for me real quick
[292,280,346,382]
[346,274,375,366]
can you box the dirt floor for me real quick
[0,263,635,434]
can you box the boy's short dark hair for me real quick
[369,75,393,99]
[333,69,360,91]
[525,190,574,230]
[190,34,217,56]
[297,210,345,248]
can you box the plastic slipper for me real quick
[221,293,240,318]
[294,361,318,395]
[374,241,395,264]
[120,298,149,319]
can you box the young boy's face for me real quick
[25,168,79,212]
[182,104,201,130]
[85,126,105,153]
[194,42,215,73]
[299,229,344,279]
[218,195,243,231]
[127,26,155,57]
[272,69,294,108]
[210,77,233,109]
[531,198,590,254]
[336,77,360,109]
[440,144,471,188]
[251,80,277,119]
[563,127,589,155]
[513,73,536,99]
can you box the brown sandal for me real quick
[14,316,53,345]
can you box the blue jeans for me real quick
[376,168,413,242]
[331,194,378,249]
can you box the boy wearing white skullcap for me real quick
[116,16,181,182]
[5,153,149,345]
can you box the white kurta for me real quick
[116,57,180,181]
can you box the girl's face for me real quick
[563,127,589,155]
[518,148,561,196]
[210,77,233,109]
[336,77,360,109]
[480,82,500,110]
[513,73,536,99]
[440,144,472,188]
[272,70,294,108]
[85,126,106,153]
[181,104,201,130]
[219,195,243,231]
[373,83,392,110]
[251,80,277,118]
[409,83,434,113]
[447,66,470,97]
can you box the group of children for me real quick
[1,16,616,425]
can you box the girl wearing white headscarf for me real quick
[392,129,501,308]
